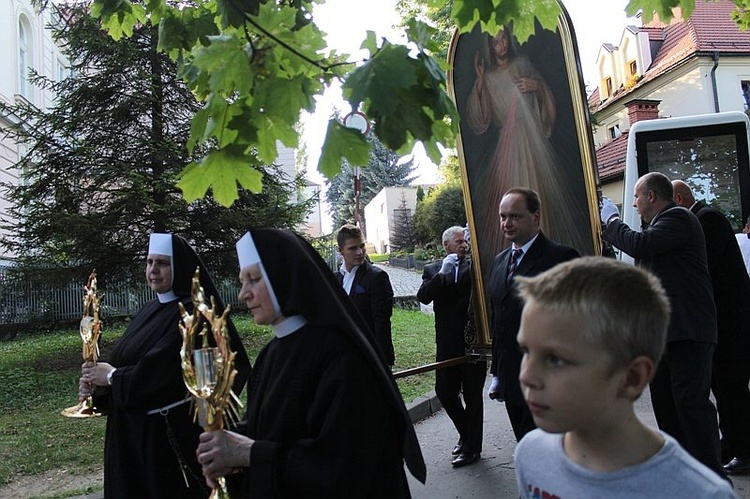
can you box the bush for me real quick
[369,253,389,263]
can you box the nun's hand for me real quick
[78,377,94,402]
[82,361,114,387]
[197,430,254,484]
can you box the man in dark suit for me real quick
[673,180,750,474]
[417,226,487,468]
[335,224,395,366]
[488,188,579,442]
[601,172,725,479]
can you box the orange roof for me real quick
[592,0,750,182]
[595,131,629,181]
[592,0,750,112]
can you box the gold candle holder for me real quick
[62,271,105,418]
[179,268,242,499]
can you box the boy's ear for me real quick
[619,356,656,401]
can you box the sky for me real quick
[302,0,640,230]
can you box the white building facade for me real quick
[363,186,418,254]
[590,0,750,205]
[1,0,70,259]
[275,143,324,237]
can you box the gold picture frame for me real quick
[447,3,602,347]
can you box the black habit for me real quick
[94,234,251,498]
[227,228,425,498]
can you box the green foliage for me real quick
[326,133,416,230]
[87,0,714,207]
[438,153,463,186]
[390,195,416,253]
[0,4,312,282]
[0,325,120,486]
[414,185,467,245]
[391,308,436,403]
[396,0,455,61]
[452,0,561,43]
[368,253,390,263]
[0,309,434,490]
[626,0,694,23]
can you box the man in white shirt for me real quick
[334,224,395,366]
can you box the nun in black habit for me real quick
[196,228,426,498]
[80,233,251,498]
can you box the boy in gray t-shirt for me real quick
[513,257,736,498]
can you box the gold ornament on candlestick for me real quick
[61,271,105,418]
[180,268,243,499]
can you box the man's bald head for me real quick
[671,180,695,208]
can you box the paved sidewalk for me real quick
[406,379,750,498]
[374,263,433,314]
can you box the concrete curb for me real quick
[406,390,442,424]
[394,294,420,310]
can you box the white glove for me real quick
[439,253,459,275]
[600,197,620,224]
[488,376,503,402]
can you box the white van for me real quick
[618,111,750,261]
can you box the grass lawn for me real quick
[0,308,436,488]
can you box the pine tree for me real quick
[390,194,415,253]
[0,3,311,284]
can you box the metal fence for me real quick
[0,269,244,326]
[0,241,339,327]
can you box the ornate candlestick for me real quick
[61,271,105,418]
[180,268,242,499]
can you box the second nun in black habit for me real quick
[196,228,426,497]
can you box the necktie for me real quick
[506,248,523,284]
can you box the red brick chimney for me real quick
[625,99,660,126]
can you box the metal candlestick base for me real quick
[61,396,104,418]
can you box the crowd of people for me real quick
[74,171,749,498]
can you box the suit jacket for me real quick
[417,257,472,361]
[488,232,579,404]
[336,261,395,365]
[603,203,717,344]
[691,201,750,359]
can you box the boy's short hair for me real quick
[516,257,671,370]
[336,224,362,248]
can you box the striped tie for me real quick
[506,248,523,284]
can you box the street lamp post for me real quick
[342,111,370,227]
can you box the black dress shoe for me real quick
[724,457,750,475]
[451,452,480,468]
[452,441,463,456]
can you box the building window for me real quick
[602,77,613,98]
[742,81,750,111]
[19,20,29,98]
[629,60,637,76]
[608,125,621,139]
[57,60,67,82]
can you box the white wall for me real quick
[363,186,417,254]
[0,1,70,258]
